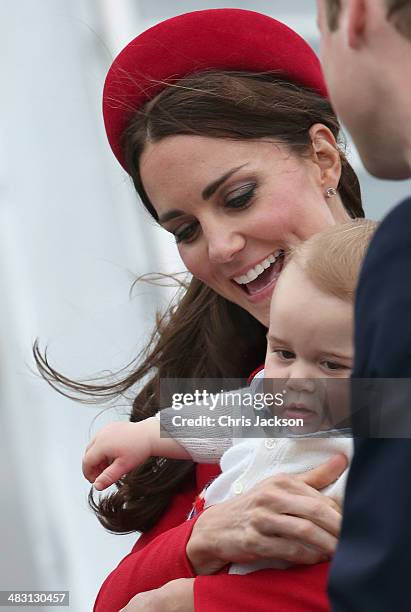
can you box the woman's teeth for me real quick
[234,250,283,285]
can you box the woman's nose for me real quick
[206,226,245,264]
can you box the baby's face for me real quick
[264,262,353,433]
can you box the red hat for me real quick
[103,8,327,171]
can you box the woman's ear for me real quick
[309,123,342,190]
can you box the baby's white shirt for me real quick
[205,434,352,507]
[159,376,353,575]
[203,433,352,574]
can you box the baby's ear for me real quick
[309,123,341,189]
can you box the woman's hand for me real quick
[187,453,347,575]
[119,578,194,612]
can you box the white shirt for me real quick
[160,372,353,574]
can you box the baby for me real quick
[83,219,376,574]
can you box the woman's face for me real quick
[140,134,349,326]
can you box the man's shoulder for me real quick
[365,196,411,260]
[354,196,411,377]
[377,195,411,233]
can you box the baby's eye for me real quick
[174,221,199,244]
[225,183,256,209]
[274,350,296,361]
[321,360,344,371]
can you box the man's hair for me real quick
[289,219,377,303]
[325,0,411,39]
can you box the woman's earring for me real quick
[325,187,337,198]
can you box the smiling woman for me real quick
[123,71,362,333]
[35,8,364,612]
[140,130,347,325]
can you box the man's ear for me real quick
[347,0,367,49]
[309,123,341,188]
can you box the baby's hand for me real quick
[82,420,156,491]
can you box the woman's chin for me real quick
[212,277,276,326]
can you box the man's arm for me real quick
[329,198,411,612]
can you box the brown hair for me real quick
[35,71,363,534]
[325,0,411,39]
[289,219,377,302]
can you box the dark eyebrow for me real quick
[158,164,248,225]
[201,164,248,200]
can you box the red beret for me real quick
[103,8,327,171]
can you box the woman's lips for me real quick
[232,254,284,304]
[241,275,279,303]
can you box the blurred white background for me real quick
[2,1,411,610]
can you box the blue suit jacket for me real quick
[329,197,411,611]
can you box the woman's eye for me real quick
[274,350,295,361]
[225,183,256,209]
[174,222,199,244]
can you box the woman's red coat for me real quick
[94,463,331,611]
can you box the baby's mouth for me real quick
[283,403,318,421]
[232,250,285,295]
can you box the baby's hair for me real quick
[288,219,378,302]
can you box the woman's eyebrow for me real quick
[201,164,248,200]
[158,163,249,225]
